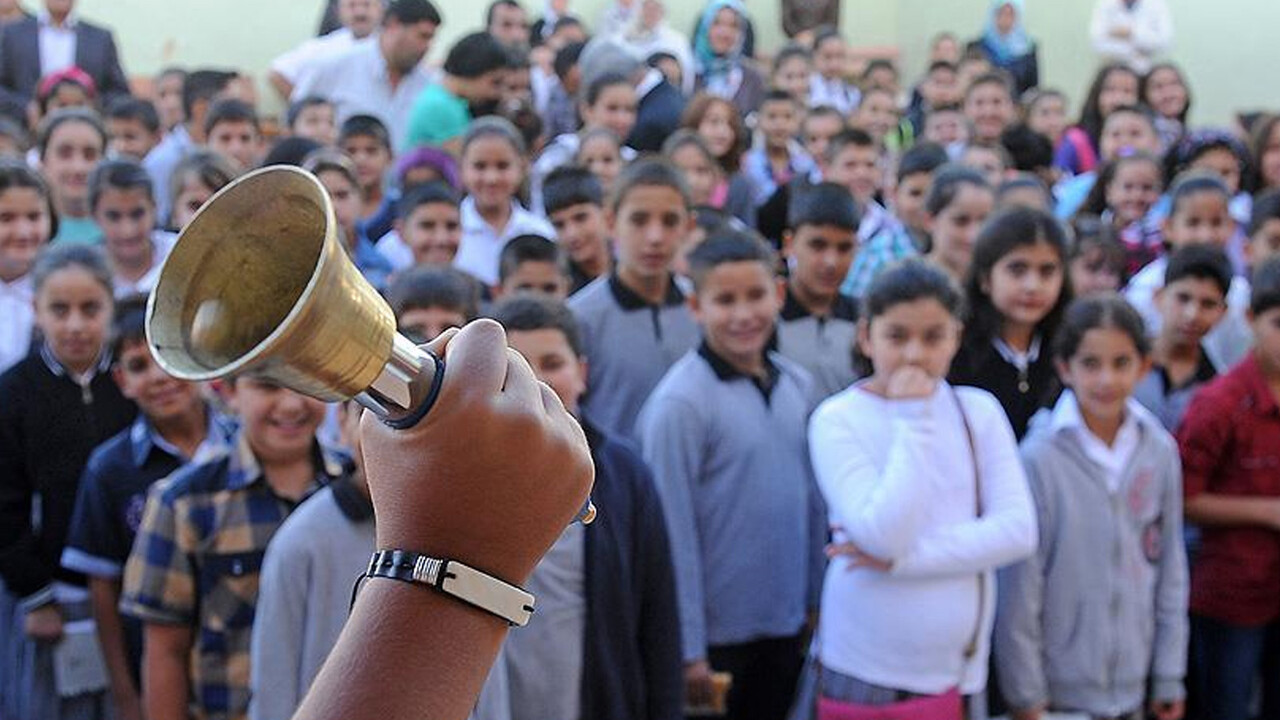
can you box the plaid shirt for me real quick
[120,432,346,720]
[841,214,917,300]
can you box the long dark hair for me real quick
[1140,62,1192,125]
[1076,151,1162,219]
[1077,63,1140,147]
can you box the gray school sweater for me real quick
[569,274,700,439]
[637,343,826,662]
[775,288,860,400]
[993,401,1189,717]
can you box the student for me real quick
[949,206,1072,440]
[777,182,860,399]
[1066,218,1125,298]
[153,67,187,134]
[1000,122,1059,195]
[664,130,723,209]
[995,294,1188,720]
[386,265,481,343]
[303,150,394,290]
[679,93,756,227]
[807,27,858,114]
[1162,129,1253,274]
[753,105,844,246]
[996,173,1053,212]
[1077,151,1165,278]
[38,108,108,245]
[105,96,162,161]
[907,60,962,136]
[494,234,571,300]
[1126,172,1254,371]
[1176,256,1280,720]
[492,294,683,720]
[204,98,264,172]
[638,230,823,720]
[121,376,350,720]
[574,129,624,198]
[922,164,995,283]
[532,72,638,211]
[166,150,237,232]
[963,72,1017,145]
[1023,88,1068,150]
[568,158,701,439]
[823,129,895,245]
[543,165,613,293]
[843,142,950,298]
[454,117,554,286]
[923,103,970,157]
[1055,63,1140,177]
[0,162,53,373]
[1248,188,1280,270]
[338,114,395,223]
[287,96,337,147]
[61,297,234,720]
[393,181,464,270]
[1132,244,1231,431]
[403,31,510,152]
[543,41,585,140]
[850,85,901,149]
[1054,105,1161,221]
[809,258,1035,716]
[960,141,1012,189]
[0,244,136,720]
[742,89,814,205]
[88,159,177,298]
[1141,62,1192,152]
[770,44,812,102]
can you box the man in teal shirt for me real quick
[404,31,509,152]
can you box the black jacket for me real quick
[0,16,131,105]
[948,339,1060,441]
[629,78,686,154]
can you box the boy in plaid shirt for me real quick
[121,376,348,720]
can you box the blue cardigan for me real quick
[581,418,684,720]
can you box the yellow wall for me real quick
[77,0,1280,126]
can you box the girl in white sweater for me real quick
[808,258,1036,715]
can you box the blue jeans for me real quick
[1191,614,1280,720]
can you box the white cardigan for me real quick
[808,382,1036,695]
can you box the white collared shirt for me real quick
[808,73,860,114]
[1049,390,1141,493]
[453,197,556,286]
[993,335,1043,374]
[37,11,77,77]
[0,273,34,373]
[113,231,177,299]
[271,27,371,88]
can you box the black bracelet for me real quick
[350,549,536,627]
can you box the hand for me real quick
[885,366,937,400]
[826,525,892,572]
[1110,24,1133,39]
[1010,706,1045,720]
[23,604,63,642]
[1150,699,1185,720]
[360,321,594,587]
[683,659,716,709]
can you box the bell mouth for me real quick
[146,166,333,380]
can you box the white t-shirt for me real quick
[453,197,555,286]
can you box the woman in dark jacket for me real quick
[969,0,1040,96]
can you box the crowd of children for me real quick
[2,1,1280,720]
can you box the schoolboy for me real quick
[144,68,240,223]
[777,182,860,399]
[960,140,1012,189]
[907,60,961,135]
[823,128,897,243]
[339,114,395,221]
[492,294,683,720]
[1177,256,1280,720]
[287,96,337,147]
[543,165,613,293]
[923,103,969,156]
[105,96,162,161]
[304,150,394,290]
[754,105,844,245]
[394,181,463,269]
[495,234,571,300]
[638,230,823,720]
[743,90,815,204]
[386,265,480,343]
[88,159,177,297]
[61,297,233,720]
[204,98,264,172]
[121,375,349,720]
[1133,244,1232,431]
[1246,188,1280,270]
[963,71,1016,145]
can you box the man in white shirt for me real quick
[269,0,385,102]
[293,0,440,155]
[1090,0,1174,74]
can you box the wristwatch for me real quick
[361,549,536,627]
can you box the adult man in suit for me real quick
[579,37,686,155]
[0,0,129,106]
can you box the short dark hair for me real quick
[485,0,522,27]
[1252,256,1280,315]
[686,228,777,292]
[1249,188,1280,237]
[896,141,949,182]
[1164,243,1233,298]
[824,127,876,165]
[965,71,1014,101]
[996,173,1051,207]
[89,159,154,212]
[386,0,442,26]
[398,181,460,221]
[263,137,324,167]
[338,114,392,150]
[543,165,603,215]
[181,69,238,120]
[286,96,333,129]
[926,164,990,215]
[387,266,480,320]
[105,96,160,135]
[109,294,150,362]
[609,157,692,214]
[864,257,965,322]
[862,58,898,82]
[554,41,586,80]
[489,294,583,358]
[498,234,567,284]
[203,98,259,137]
[1000,123,1054,173]
[583,71,632,107]
[444,32,510,78]
[760,88,799,108]
[788,182,859,232]
[927,60,957,75]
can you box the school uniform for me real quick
[808,74,860,114]
[775,287,859,400]
[568,273,699,440]
[1125,256,1254,370]
[0,272,33,373]
[741,144,816,205]
[638,342,825,720]
[995,392,1188,718]
[144,124,196,227]
[453,197,556,286]
[112,230,178,298]
[1132,349,1217,432]
[948,336,1061,440]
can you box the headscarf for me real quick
[693,0,746,81]
[982,0,1031,64]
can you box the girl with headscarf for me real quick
[969,0,1040,95]
[692,0,765,119]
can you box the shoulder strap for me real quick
[951,385,985,668]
